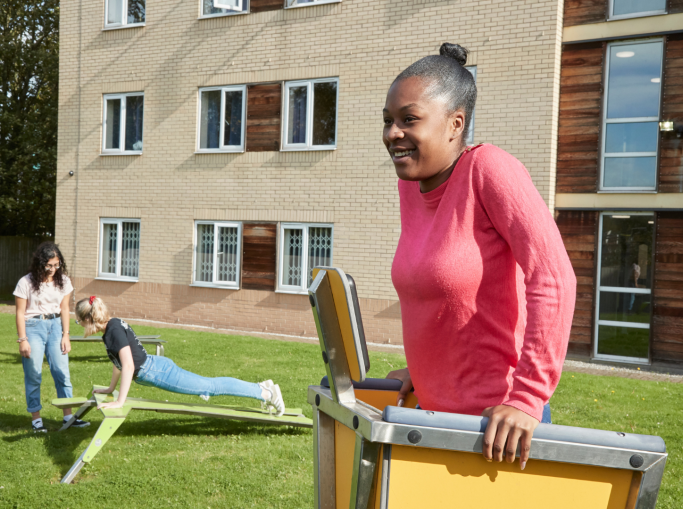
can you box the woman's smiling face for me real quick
[383,76,466,193]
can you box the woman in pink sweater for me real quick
[384,43,576,470]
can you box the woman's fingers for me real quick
[482,410,499,461]
[481,405,539,466]
[519,428,533,470]
[505,426,524,464]
[386,368,412,406]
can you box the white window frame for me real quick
[599,39,663,192]
[277,223,333,294]
[285,0,341,9]
[97,218,141,282]
[102,92,144,155]
[201,0,249,18]
[104,0,145,29]
[465,66,477,146]
[192,221,243,289]
[608,0,666,21]
[593,212,654,364]
[282,78,339,151]
[196,85,247,153]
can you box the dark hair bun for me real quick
[439,43,468,66]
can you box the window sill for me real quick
[194,149,245,154]
[95,277,139,283]
[285,0,341,9]
[198,11,249,19]
[280,146,337,152]
[189,283,240,290]
[102,23,146,31]
[592,354,650,365]
[275,288,309,295]
[597,190,657,193]
[101,152,143,156]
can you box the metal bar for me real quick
[314,409,336,509]
[60,450,87,484]
[379,445,391,509]
[309,271,355,406]
[308,386,667,472]
[349,433,381,509]
[59,399,96,431]
[636,456,667,509]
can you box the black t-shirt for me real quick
[102,318,148,376]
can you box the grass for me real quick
[0,314,681,508]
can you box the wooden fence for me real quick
[0,237,48,297]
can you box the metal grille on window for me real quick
[217,227,239,283]
[308,227,332,287]
[120,222,140,278]
[284,229,303,287]
[195,224,214,283]
[102,223,118,274]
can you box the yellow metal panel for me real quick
[388,446,633,509]
[335,421,357,509]
[356,389,419,411]
[326,270,362,381]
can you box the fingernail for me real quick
[397,399,404,407]
[485,457,492,462]
[520,461,527,470]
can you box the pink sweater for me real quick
[391,144,576,421]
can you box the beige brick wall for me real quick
[56,0,564,343]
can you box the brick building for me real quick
[555,0,683,366]
[56,0,681,365]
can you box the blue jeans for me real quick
[134,355,263,400]
[22,317,73,413]
[541,403,552,424]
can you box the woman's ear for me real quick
[449,110,466,141]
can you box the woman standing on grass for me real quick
[14,242,90,432]
[74,296,286,416]
[385,43,576,469]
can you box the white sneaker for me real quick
[259,380,275,411]
[199,394,210,402]
[259,380,285,417]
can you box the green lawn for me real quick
[0,314,681,508]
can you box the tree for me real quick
[0,0,59,236]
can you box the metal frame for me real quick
[98,217,141,281]
[593,211,656,364]
[599,39,664,191]
[308,385,668,509]
[104,0,146,28]
[607,0,666,21]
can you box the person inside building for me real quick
[384,43,577,470]
[74,296,286,416]
[14,242,90,432]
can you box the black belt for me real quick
[35,313,61,320]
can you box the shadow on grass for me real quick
[0,351,22,364]
[1,411,309,476]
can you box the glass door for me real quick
[594,213,655,363]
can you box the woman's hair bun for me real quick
[439,43,468,66]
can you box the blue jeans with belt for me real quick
[22,317,73,413]
[134,355,264,400]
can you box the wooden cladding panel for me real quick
[652,212,683,362]
[246,83,281,152]
[556,211,598,357]
[250,0,283,13]
[659,35,683,192]
[564,0,606,27]
[242,223,277,291]
[557,43,604,193]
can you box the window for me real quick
[278,223,333,293]
[193,222,242,288]
[105,0,145,27]
[202,0,248,17]
[465,66,477,146]
[609,0,666,20]
[282,78,338,150]
[99,219,141,280]
[197,86,246,152]
[594,213,654,363]
[102,93,144,155]
[601,40,662,191]
[286,0,340,7]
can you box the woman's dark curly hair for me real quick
[28,242,69,293]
